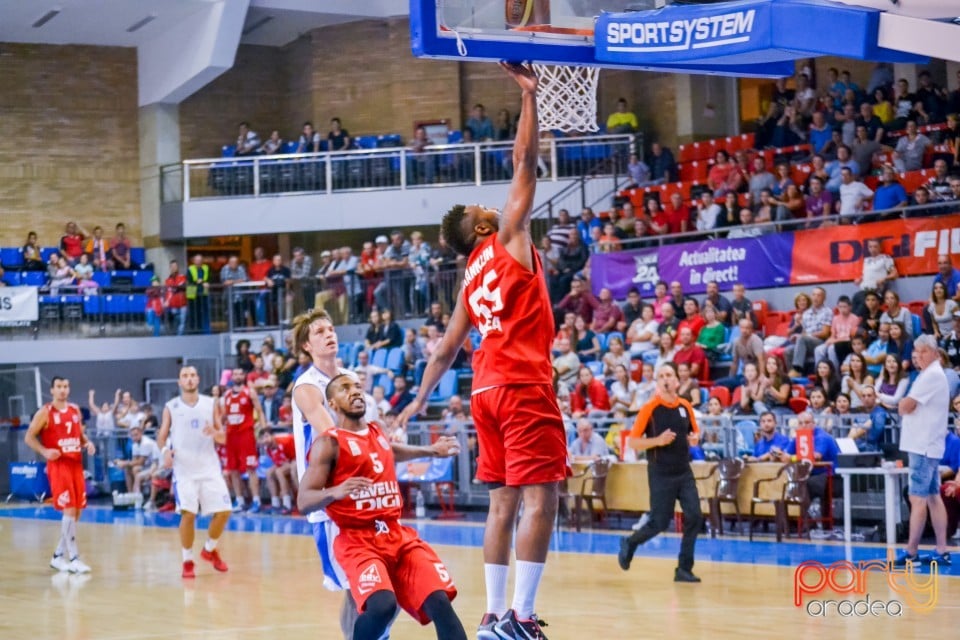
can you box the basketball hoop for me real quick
[532,63,600,133]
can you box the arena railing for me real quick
[165,135,634,202]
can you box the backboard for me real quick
[410,0,934,77]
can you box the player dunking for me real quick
[299,374,466,640]
[291,308,393,640]
[24,376,96,574]
[156,366,232,578]
[399,62,565,639]
[221,368,266,512]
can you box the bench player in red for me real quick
[219,368,266,512]
[298,374,466,640]
[399,62,566,640]
[24,376,96,574]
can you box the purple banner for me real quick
[591,232,796,298]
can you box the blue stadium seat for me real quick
[377,134,403,148]
[587,361,604,378]
[129,248,146,265]
[128,294,147,313]
[351,342,365,367]
[429,370,458,402]
[39,295,60,305]
[413,359,427,386]
[83,296,102,315]
[2,271,22,286]
[375,373,394,397]
[23,271,46,286]
[104,295,126,314]
[911,314,921,338]
[221,145,237,157]
[606,331,625,346]
[385,348,404,374]
[355,135,378,149]
[281,141,298,154]
[371,349,388,368]
[1,247,23,267]
[40,247,58,262]
[447,130,463,144]
[131,271,153,288]
[642,350,658,365]
[59,295,84,305]
[91,271,111,287]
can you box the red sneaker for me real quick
[200,548,228,572]
[182,560,196,579]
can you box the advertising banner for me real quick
[0,286,38,326]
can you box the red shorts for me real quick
[335,520,456,624]
[47,459,87,512]
[470,383,569,486]
[225,430,258,472]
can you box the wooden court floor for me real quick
[0,511,957,639]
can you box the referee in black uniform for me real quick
[618,362,703,583]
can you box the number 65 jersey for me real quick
[462,233,555,390]
[322,423,403,528]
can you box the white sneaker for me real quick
[143,501,156,511]
[50,555,70,572]
[68,558,91,574]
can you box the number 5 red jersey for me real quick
[324,423,403,528]
[461,233,555,389]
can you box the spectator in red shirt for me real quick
[247,247,273,327]
[60,221,88,265]
[570,367,611,418]
[678,298,706,339]
[248,246,271,281]
[664,192,691,235]
[164,260,188,336]
[647,199,671,236]
[246,355,270,387]
[593,288,624,335]
[673,327,709,381]
[555,277,599,325]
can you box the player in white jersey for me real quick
[157,365,232,579]
[291,309,394,640]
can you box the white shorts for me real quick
[174,475,232,515]
[312,520,349,591]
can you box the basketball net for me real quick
[532,63,600,133]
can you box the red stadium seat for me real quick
[788,397,809,414]
[731,386,743,407]
[906,300,926,317]
[752,300,768,328]
[791,384,806,399]
[710,386,731,407]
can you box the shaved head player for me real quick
[399,62,567,640]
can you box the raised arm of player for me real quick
[293,384,337,434]
[397,300,472,427]
[497,61,540,270]
[24,408,59,461]
[391,435,461,462]
[297,436,372,514]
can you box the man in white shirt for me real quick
[696,191,721,231]
[837,167,874,218]
[119,425,161,496]
[568,419,611,461]
[895,335,951,567]
[856,239,897,293]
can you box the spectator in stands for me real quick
[410,126,436,185]
[750,412,790,461]
[555,276,598,325]
[655,332,678,371]
[843,352,874,409]
[596,222,622,252]
[553,231,588,301]
[673,327,708,382]
[836,102,858,147]
[856,102,885,143]
[571,367,611,418]
[21,231,44,271]
[695,191,721,231]
[602,335,630,376]
[925,281,958,340]
[573,315,600,363]
[621,287,643,329]
[593,288,624,335]
[836,167,874,219]
[547,209,575,251]
[626,153,651,188]
[713,317,764,391]
[296,121,321,153]
[748,157,776,205]
[850,125,883,179]
[388,376,415,413]
[608,364,639,413]
[916,70,948,121]
[854,238,898,306]
[889,322,914,372]
[659,299,680,338]
[881,290,913,339]
[737,362,765,415]
[626,304,659,357]
[220,255,250,328]
[647,199,672,236]
[808,111,833,156]
[813,360,842,403]
[762,355,793,415]
[927,159,953,201]
[84,225,110,268]
[259,377,282,425]
[553,337,580,390]
[946,177,960,202]
[716,192,740,230]
[258,130,283,155]
[891,78,915,128]
[700,282,731,326]
[110,223,133,270]
[429,234,460,309]
[677,299,704,340]
[785,286,833,377]
[606,98,638,133]
[893,120,933,173]
[770,162,793,198]
[465,104,494,141]
[935,254,960,301]
[649,141,677,183]
[235,121,260,156]
[423,301,445,333]
[186,253,211,334]
[907,185,939,218]
[352,350,390,392]
[707,150,734,198]
[662,192,690,235]
[374,231,411,314]
[803,176,834,225]
[163,260,187,336]
[376,308,403,350]
[49,255,74,293]
[814,295,860,369]
[873,164,910,216]
[864,322,892,377]
[730,283,756,329]
[568,419,610,461]
[772,184,805,221]
[493,108,514,141]
[696,304,725,359]
[264,253,291,323]
[327,117,351,150]
[825,145,859,194]
[871,86,894,125]
[407,231,432,315]
[614,202,637,237]
[114,425,160,496]
[875,354,908,411]
[59,222,87,265]
[577,208,602,246]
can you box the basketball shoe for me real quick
[201,548,229,572]
[67,557,91,574]
[50,554,70,572]
[492,609,548,639]
[182,560,196,579]
[476,612,499,639]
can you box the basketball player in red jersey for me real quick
[299,374,466,640]
[219,368,266,512]
[399,62,564,640]
[24,376,96,574]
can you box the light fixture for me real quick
[127,14,157,33]
[32,8,61,28]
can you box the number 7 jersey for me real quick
[462,233,555,389]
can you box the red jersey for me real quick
[39,403,84,462]
[462,234,554,389]
[223,386,256,433]
[165,273,187,308]
[324,423,402,527]
[266,444,289,466]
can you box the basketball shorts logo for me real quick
[57,490,71,507]
[357,563,382,595]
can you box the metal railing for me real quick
[165,135,634,202]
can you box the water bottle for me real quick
[415,489,426,519]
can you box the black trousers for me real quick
[627,466,702,572]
